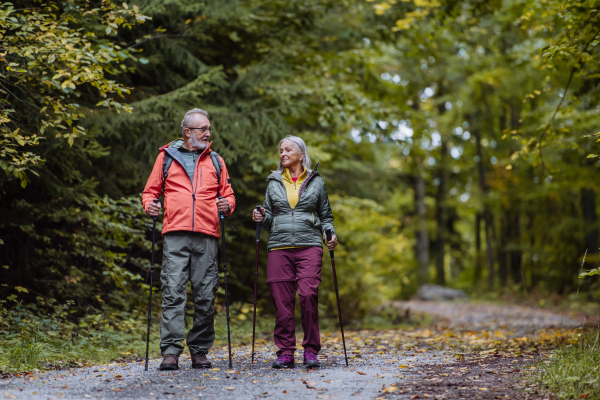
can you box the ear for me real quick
[300,152,305,161]
[183,128,191,139]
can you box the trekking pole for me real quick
[326,227,348,367]
[145,199,159,372]
[218,198,233,369]
[251,206,262,365]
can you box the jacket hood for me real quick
[160,139,213,155]
[267,163,320,182]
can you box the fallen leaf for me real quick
[357,372,366,375]
[226,387,235,391]
[479,388,488,391]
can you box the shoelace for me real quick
[304,352,318,361]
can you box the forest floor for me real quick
[0,301,592,400]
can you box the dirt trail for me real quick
[0,301,586,400]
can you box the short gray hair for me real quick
[275,135,312,173]
[181,108,209,135]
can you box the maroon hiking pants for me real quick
[267,246,323,357]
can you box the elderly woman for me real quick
[252,135,338,369]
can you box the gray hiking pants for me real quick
[160,231,219,356]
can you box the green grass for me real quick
[538,328,600,399]
[0,301,273,373]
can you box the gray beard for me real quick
[189,135,208,151]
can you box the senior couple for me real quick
[142,108,338,370]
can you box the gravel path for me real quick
[0,301,584,400]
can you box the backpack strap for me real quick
[161,148,223,198]
[209,151,222,197]
[162,152,174,197]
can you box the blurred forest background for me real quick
[2,0,600,369]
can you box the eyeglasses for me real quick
[187,126,213,134]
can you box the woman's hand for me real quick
[324,234,338,251]
[252,207,265,223]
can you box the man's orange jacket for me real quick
[142,141,236,238]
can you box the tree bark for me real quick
[435,141,448,285]
[509,210,522,284]
[474,212,483,283]
[498,209,508,287]
[581,188,599,258]
[474,129,495,290]
[415,162,430,284]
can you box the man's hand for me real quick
[324,234,338,251]
[252,207,265,223]
[147,200,161,217]
[216,197,230,214]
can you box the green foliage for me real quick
[3,0,600,372]
[0,300,160,372]
[538,328,600,399]
[0,1,149,187]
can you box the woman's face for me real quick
[279,140,304,169]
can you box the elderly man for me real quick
[142,108,236,370]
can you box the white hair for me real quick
[181,108,209,135]
[275,135,312,173]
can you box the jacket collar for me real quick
[267,163,320,182]
[161,139,213,169]
[160,139,213,156]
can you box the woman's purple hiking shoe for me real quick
[272,354,295,369]
[303,351,320,368]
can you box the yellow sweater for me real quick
[271,168,308,251]
[282,167,307,209]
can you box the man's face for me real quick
[185,115,211,150]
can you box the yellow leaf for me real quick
[2,265,9,269]
[15,286,28,293]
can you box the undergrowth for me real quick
[0,300,271,373]
[538,328,600,399]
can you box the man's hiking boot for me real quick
[303,351,320,368]
[272,355,294,369]
[159,354,179,370]
[191,353,212,369]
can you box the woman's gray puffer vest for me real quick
[261,163,336,250]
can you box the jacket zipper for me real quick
[298,169,316,202]
[191,155,202,232]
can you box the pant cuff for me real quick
[161,346,184,356]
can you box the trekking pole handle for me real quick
[152,199,159,221]
[255,206,262,241]
[326,227,333,242]
[217,196,225,217]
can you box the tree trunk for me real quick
[581,188,599,259]
[498,209,508,287]
[435,141,448,285]
[474,129,495,290]
[509,210,522,284]
[415,164,430,283]
[474,212,483,283]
